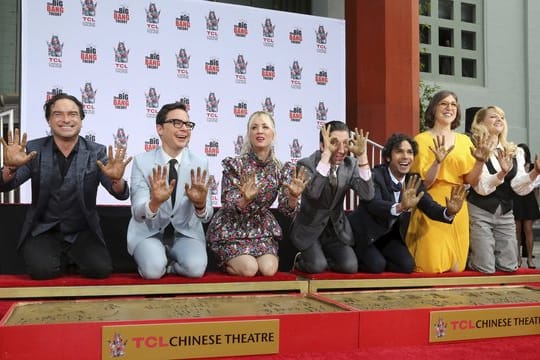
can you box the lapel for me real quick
[38,138,54,205]
[75,137,90,190]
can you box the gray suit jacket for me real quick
[127,146,213,255]
[290,150,374,251]
[0,136,130,249]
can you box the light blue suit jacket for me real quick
[127,147,213,255]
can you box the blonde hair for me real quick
[241,111,281,166]
[470,105,516,156]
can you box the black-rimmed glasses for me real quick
[162,119,196,130]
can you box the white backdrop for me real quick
[21,0,345,205]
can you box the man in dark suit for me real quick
[348,133,465,273]
[0,93,132,279]
[290,121,374,273]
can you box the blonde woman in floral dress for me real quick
[206,111,307,277]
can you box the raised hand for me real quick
[495,148,514,174]
[235,170,260,202]
[445,184,467,216]
[1,129,37,168]
[470,132,492,162]
[185,167,210,209]
[348,127,369,157]
[321,124,339,155]
[97,145,133,181]
[148,165,175,205]
[428,135,455,164]
[285,166,309,198]
[399,174,425,210]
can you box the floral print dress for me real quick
[206,151,298,268]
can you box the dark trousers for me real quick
[22,228,112,280]
[355,230,414,274]
[297,224,358,274]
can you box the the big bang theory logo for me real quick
[145,137,159,152]
[178,96,190,112]
[145,52,160,69]
[289,105,302,122]
[205,10,219,40]
[233,101,248,118]
[234,20,248,37]
[47,0,64,16]
[113,91,129,110]
[205,140,220,157]
[261,64,275,80]
[316,25,328,53]
[46,87,64,102]
[114,41,129,73]
[47,34,63,68]
[146,2,160,33]
[113,5,130,24]
[315,69,328,85]
[80,82,96,114]
[205,58,220,75]
[176,13,191,30]
[80,45,97,64]
[262,18,275,47]
[84,131,96,143]
[289,28,302,44]
[81,0,96,27]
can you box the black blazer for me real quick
[348,164,451,250]
[0,136,129,249]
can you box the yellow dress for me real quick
[405,131,476,273]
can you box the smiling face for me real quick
[434,94,458,127]
[157,108,191,157]
[248,113,275,152]
[47,98,83,142]
[481,107,506,136]
[387,140,414,180]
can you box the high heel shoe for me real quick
[527,258,536,269]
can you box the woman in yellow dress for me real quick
[405,90,491,273]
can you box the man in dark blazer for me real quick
[290,121,374,273]
[0,93,132,279]
[348,133,465,273]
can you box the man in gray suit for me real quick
[290,121,374,273]
[127,102,213,279]
[0,93,131,279]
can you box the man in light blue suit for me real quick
[127,102,213,279]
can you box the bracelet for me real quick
[358,163,370,167]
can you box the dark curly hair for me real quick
[382,133,418,164]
